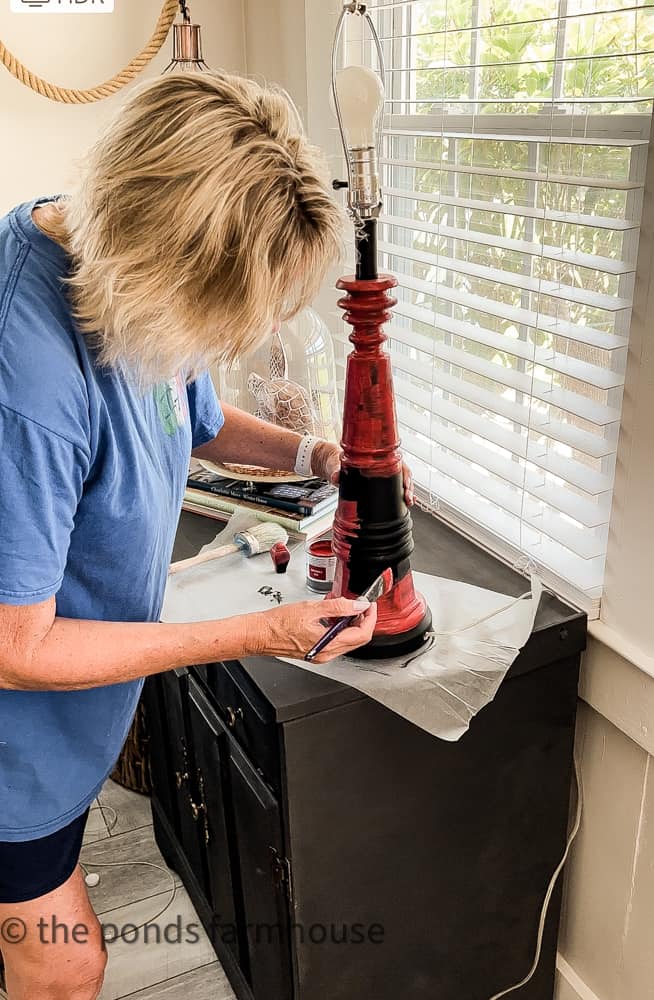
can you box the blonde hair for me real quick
[51,71,345,381]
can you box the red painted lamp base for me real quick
[332,558,432,659]
[330,273,432,659]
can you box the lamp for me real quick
[163,1,212,74]
[329,2,432,658]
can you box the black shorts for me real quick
[0,809,90,904]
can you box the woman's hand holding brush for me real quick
[247,598,378,663]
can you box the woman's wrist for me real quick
[310,440,340,482]
[293,434,320,477]
[239,611,271,658]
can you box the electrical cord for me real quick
[431,590,533,639]
[486,748,583,1000]
[88,801,118,834]
[79,859,178,936]
[81,797,178,936]
[399,585,536,669]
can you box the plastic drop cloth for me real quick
[162,512,542,741]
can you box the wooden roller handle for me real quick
[168,542,240,576]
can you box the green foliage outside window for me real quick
[379,0,654,439]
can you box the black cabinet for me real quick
[151,668,206,890]
[227,730,292,1000]
[147,509,586,1000]
[186,684,241,970]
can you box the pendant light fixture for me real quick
[163,1,212,74]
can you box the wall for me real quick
[243,0,307,115]
[0,0,246,212]
[556,645,654,1000]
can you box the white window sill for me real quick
[581,621,654,757]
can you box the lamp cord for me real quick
[486,748,583,1000]
[0,0,179,104]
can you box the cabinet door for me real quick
[229,742,293,1000]
[187,681,242,970]
[159,669,208,894]
[142,675,175,825]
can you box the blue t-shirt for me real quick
[0,198,224,841]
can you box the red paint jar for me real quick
[306,538,336,593]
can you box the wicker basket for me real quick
[110,697,151,796]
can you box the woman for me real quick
[0,71,412,1000]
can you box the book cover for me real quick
[187,468,338,518]
[182,491,335,539]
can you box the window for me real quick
[336,0,654,614]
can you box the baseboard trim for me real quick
[556,954,602,1000]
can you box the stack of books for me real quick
[184,462,338,540]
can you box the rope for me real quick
[0,0,180,104]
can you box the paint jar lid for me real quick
[307,538,334,557]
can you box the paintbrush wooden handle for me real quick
[168,542,240,575]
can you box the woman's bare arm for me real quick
[193,402,336,477]
[196,402,415,504]
[0,594,376,691]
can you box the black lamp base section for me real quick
[347,607,433,661]
[355,219,378,280]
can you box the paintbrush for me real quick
[169,522,289,576]
[304,567,394,662]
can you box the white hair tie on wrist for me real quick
[294,435,320,478]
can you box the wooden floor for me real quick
[1,781,236,1000]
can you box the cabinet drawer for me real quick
[192,661,281,796]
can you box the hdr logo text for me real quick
[10,0,114,12]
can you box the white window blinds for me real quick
[336,0,654,614]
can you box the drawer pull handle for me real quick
[192,772,211,845]
[226,706,244,729]
[190,799,205,822]
[176,737,191,788]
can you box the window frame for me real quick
[305,0,654,620]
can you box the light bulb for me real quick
[329,9,387,275]
[334,65,385,149]
[332,64,385,223]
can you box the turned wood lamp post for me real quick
[329,2,432,657]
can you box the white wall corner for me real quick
[580,630,654,757]
[601,126,654,649]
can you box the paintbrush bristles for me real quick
[234,522,289,557]
[168,521,289,576]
